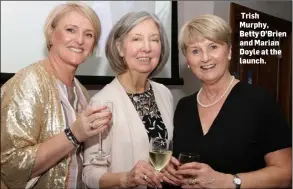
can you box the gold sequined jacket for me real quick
[1,62,89,188]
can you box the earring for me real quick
[187,65,190,69]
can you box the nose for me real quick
[142,39,151,52]
[77,32,84,45]
[201,49,211,62]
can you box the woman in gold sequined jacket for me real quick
[1,2,112,188]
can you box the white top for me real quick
[82,77,174,189]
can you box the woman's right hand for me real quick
[162,156,182,186]
[70,106,112,143]
[121,160,163,188]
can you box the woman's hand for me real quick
[70,106,112,143]
[162,156,182,186]
[176,162,229,189]
[121,160,163,188]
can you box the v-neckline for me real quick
[195,82,240,136]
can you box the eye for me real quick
[132,37,140,41]
[151,38,160,43]
[86,33,93,38]
[66,28,74,33]
[210,44,218,50]
[192,49,200,54]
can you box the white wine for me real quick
[149,150,172,172]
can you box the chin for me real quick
[138,68,154,74]
[68,57,86,65]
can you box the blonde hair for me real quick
[105,11,170,78]
[178,14,231,55]
[44,2,101,51]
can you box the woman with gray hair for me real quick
[163,14,291,189]
[83,11,173,188]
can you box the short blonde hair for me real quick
[44,2,101,51]
[178,14,231,55]
[105,11,170,78]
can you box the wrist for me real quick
[233,174,242,189]
[223,173,236,189]
[64,127,81,147]
[119,172,129,188]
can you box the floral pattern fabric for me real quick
[127,84,168,141]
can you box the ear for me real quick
[116,41,124,57]
[48,28,55,47]
[228,45,232,60]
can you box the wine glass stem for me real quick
[153,170,160,189]
[99,132,103,153]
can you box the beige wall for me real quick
[88,1,292,108]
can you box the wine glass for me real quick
[149,138,173,173]
[178,152,200,180]
[178,152,200,164]
[89,100,113,164]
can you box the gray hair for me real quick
[105,11,170,78]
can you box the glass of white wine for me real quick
[89,100,113,165]
[149,138,173,173]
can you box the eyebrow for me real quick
[65,24,94,32]
[188,45,199,49]
[188,42,217,48]
[132,33,160,37]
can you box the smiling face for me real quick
[117,18,161,76]
[186,37,231,84]
[50,11,95,67]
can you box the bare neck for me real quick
[200,72,233,100]
[118,71,149,94]
[46,53,77,87]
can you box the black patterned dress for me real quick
[127,84,168,141]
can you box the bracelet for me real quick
[64,127,81,147]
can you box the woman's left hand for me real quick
[176,162,229,188]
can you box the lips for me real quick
[69,47,83,53]
[136,57,152,64]
[137,57,151,61]
[200,64,216,70]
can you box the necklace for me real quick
[117,75,149,94]
[197,76,235,108]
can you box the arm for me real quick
[223,148,292,188]
[32,107,111,178]
[83,96,162,189]
[226,89,292,188]
[82,129,130,188]
[1,74,110,188]
[178,151,292,189]
[1,75,46,188]
[30,132,76,178]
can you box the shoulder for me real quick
[177,92,197,107]
[90,78,119,101]
[232,81,275,105]
[1,62,52,110]
[149,80,172,97]
[1,62,50,95]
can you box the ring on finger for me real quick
[189,178,198,185]
[89,123,94,129]
[143,174,148,181]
